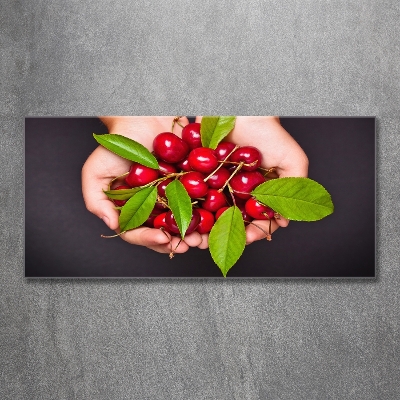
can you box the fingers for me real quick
[121,228,208,253]
[82,152,126,231]
[120,220,280,252]
[274,215,290,228]
[197,233,209,249]
[146,242,188,254]
[120,228,204,254]
[120,227,190,254]
[274,141,308,228]
[278,154,309,179]
[268,123,308,228]
[121,227,171,246]
[245,219,280,245]
[274,125,309,179]
[183,232,203,247]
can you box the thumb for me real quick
[82,165,120,231]
[276,139,309,179]
[87,198,120,231]
[275,146,309,228]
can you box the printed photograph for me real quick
[25,116,375,278]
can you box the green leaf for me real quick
[165,180,192,239]
[200,116,236,149]
[93,133,159,169]
[104,187,145,200]
[209,206,246,277]
[119,186,157,231]
[251,177,334,221]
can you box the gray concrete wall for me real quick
[1,1,399,399]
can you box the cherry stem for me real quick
[157,196,170,209]
[232,189,250,196]
[227,183,236,206]
[218,161,244,192]
[267,219,272,241]
[106,164,192,199]
[147,176,166,186]
[143,171,189,189]
[245,221,272,241]
[174,238,182,251]
[171,116,184,132]
[217,159,258,168]
[160,227,174,258]
[259,166,277,177]
[101,230,127,239]
[164,171,189,181]
[204,145,240,182]
[110,175,166,194]
[170,238,183,258]
[108,172,129,191]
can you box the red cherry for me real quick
[113,185,131,191]
[179,171,208,198]
[231,193,247,207]
[230,146,262,171]
[158,161,177,176]
[245,198,275,220]
[154,202,168,210]
[202,189,228,212]
[266,209,276,219]
[215,142,236,161]
[181,122,201,149]
[113,185,131,207]
[196,208,215,234]
[165,211,180,234]
[215,206,230,220]
[125,163,159,187]
[188,147,219,174]
[153,132,189,163]
[237,202,252,223]
[143,207,164,227]
[226,164,238,173]
[165,209,201,235]
[153,212,169,230]
[157,178,174,198]
[230,171,266,200]
[176,157,192,172]
[207,167,230,189]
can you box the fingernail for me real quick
[102,216,110,228]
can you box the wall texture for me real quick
[1,1,399,399]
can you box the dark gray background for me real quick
[25,117,375,278]
[2,1,399,399]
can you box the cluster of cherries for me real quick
[113,122,276,236]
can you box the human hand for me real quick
[81,117,204,254]
[195,116,309,246]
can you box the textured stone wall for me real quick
[1,1,399,399]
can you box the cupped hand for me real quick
[82,117,203,254]
[195,116,309,246]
